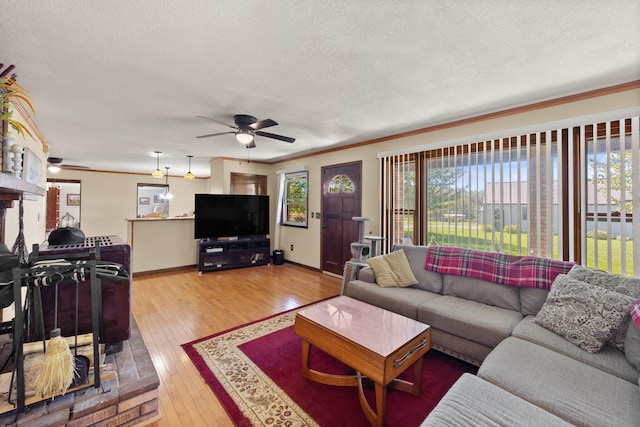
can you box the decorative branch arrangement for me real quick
[1,64,35,139]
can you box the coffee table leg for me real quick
[411,355,424,396]
[374,382,387,427]
[357,373,388,427]
[301,339,311,378]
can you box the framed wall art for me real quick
[67,194,81,206]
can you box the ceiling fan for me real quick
[47,157,90,173]
[196,114,295,148]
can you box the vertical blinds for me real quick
[379,114,639,275]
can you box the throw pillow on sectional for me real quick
[367,249,418,288]
[534,274,634,354]
[568,265,640,350]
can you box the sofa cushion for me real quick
[569,265,640,350]
[430,329,493,367]
[513,316,638,383]
[533,274,633,353]
[418,296,522,348]
[344,280,440,319]
[393,245,443,293]
[367,249,418,288]
[479,337,640,427]
[624,320,640,372]
[421,373,573,427]
[442,274,520,311]
[519,287,549,316]
[355,266,375,283]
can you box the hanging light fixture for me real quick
[161,166,173,200]
[235,129,254,145]
[151,151,164,178]
[184,155,195,180]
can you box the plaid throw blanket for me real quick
[631,299,640,328]
[424,246,574,290]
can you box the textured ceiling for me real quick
[1,1,639,178]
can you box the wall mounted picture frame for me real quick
[22,147,43,186]
[67,194,81,206]
[139,196,150,205]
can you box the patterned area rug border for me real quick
[182,297,338,426]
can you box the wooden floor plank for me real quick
[132,263,341,427]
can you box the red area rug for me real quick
[182,304,477,426]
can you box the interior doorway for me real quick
[231,173,267,195]
[320,161,362,275]
[46,180,81,232]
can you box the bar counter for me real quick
[126,217,197,274]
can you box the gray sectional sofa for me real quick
[343,245,640,427]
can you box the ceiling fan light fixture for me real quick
[151,151,164,178]
[184,155,195,180]
[236,129,254,145]
[48,165,61,173]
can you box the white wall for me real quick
[42,169,209,241]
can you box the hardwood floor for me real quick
[131,263,342,427]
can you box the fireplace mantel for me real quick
[0,172,45,202]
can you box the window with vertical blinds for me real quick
[379,114,640,275]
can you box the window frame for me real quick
[380,114,639,274]
[282,171,309,228]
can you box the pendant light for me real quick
[184,155,195,180]
[161,167,173,200]
[151,151,164,178]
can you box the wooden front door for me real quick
[321,162,362,275]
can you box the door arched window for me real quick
[329,175,354,193]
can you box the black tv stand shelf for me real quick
[198,236,270,274]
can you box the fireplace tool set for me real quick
[3,242,129,415]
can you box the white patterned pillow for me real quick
[568,265,640,350]
[534,274,634,354]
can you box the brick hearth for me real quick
[0,319,160,426]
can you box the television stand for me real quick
[197,236,270,274]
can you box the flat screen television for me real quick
[194,194,270,239]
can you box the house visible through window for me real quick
[282,171,308,227]
[379,114,640,275]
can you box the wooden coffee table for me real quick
[294,296,431,427]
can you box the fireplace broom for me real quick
[33,280,75,397]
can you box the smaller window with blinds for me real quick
[282,171,308,227]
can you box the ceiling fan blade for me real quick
[255,131,295,143]
[196,131,235,139]
[196,116,237,129]
[62,164,90,169]
[250,118,278,130]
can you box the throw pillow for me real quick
[568,265,640,350]
[568,264,640,297]
[533,274,634,354]
[367,250,418,288]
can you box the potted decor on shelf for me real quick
[1,76,35,139]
